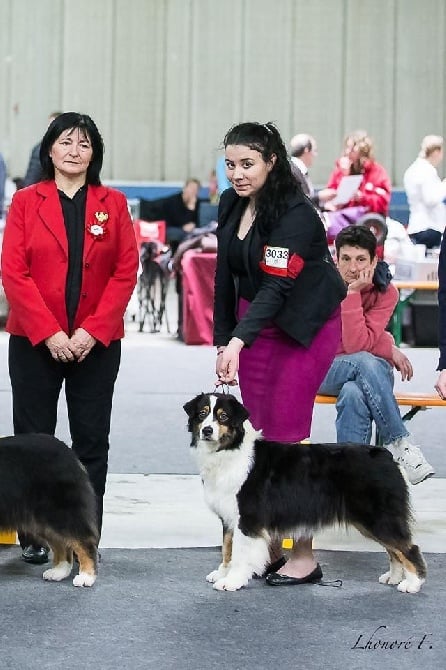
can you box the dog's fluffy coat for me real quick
[0,433,98,586]
[184,392,426,593]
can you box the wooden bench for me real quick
[315,391,446,444]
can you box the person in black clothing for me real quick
[139,178,201,252]
[213,121,346,585]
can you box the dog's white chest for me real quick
[193,444,253,529]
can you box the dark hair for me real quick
[223,121,300,235]
[40,112,104,184]
[335,224,377,259]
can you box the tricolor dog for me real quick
[184,392,426,593]
[0,433,98,587]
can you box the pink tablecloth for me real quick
[181,250,216,345]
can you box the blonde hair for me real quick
[344,129,374,161]
[419,135,443,158]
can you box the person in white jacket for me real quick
[404,135,446,249]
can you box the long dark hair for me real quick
[223,121,301,235]
[40,112,104,185]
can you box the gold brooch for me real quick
[95,211,109,223]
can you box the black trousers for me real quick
[8,336,121,545]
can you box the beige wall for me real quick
[1,0,445,185]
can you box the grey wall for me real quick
[1,0,445,185]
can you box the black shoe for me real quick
[265,563,323,586]
[21,545,49,565]
[253,556,287,579]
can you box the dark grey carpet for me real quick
[0,546,444,670]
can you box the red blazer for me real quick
[1,181,139,346]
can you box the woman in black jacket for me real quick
[214,122,346,585]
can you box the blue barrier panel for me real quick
[389,189,409,225]
[107,182,410,225]
[104,181,210,201]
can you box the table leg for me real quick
[391,301,403,346]
[391,289,415,346]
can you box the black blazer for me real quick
[213,188,346,348]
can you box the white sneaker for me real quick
[387,437,435,485]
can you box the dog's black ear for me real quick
[183,393,204,417]
[228,395,250,422]
[183,399,195,417]
[183,394,206,445]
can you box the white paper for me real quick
[331,174,363,206]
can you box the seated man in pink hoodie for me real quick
[318,225,434,484]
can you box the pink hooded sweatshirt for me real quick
[337,283,399,365]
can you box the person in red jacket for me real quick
[318,225,434,484]
[1,112,139,564]
[318,130,391,241]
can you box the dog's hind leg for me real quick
[391,544,426,594]
[71,539,98,587]
[373,536,426,593]
[213,527,269,591]
[206,525,233,583]
[354,519,426,593]
[42,539,73,582]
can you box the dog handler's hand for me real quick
[45,330,76,362]
[215,338,243,387]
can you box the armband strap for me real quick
[259,245,304,279]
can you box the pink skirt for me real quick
[238,299,341,442]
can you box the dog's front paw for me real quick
[206,565,230,583]
[43,561,72,582]
[213,571,250,592]
[397,576,424,594]
[379,568,404,586]
[73,571,96,587]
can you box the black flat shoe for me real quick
[21,545,49,565]
[265,563,323,586]
[253,556,287,579]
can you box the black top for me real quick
[58,186,86,332]
[139,192,199,229]
[228,231,255,301]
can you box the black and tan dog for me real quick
[184,392,426,593]
[0,433,98,587]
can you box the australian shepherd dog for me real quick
[0,434,98,587]
[184,393,426,594]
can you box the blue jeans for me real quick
[318,352,408,445]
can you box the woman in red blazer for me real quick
[1,112,139,564]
